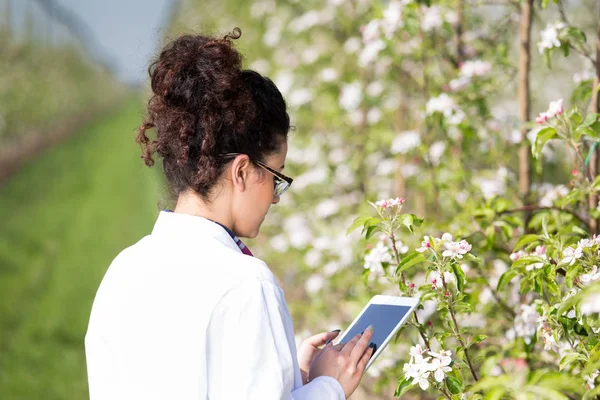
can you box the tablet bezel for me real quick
[334,295,420,370]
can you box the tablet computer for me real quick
[334,295,420,371]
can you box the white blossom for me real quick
[427,350,452,382]
[460,60,492,78]
[269,234,289,253]
[366,81,385,97]
[429,271,455,289]
[541,331,559,352]
[581,293,600,316]
[560,246,583,266]
[288,88,313,108]
[538,184,569,207]
[250,1,276,18]
[580,266,600,286]
[304,248,322,268]
[361,19,382,42]
[391,130,421,154]
[343,37,362,54]
[289,10,321,33]
[513,304,541,343]
[574,69,595,84]
[305,274,325,294]
[421,5,443,32]
[367,108,382,124]
[381,0,409,38]
[426,93,455,115]
[538,21,566,54]
[274,71,294,97]
[319,68,338,82]
[364,241,393,279]
[428,141,447,166]
[585,370,599,389]
[339,82,363,111]
[442,239,472,260]
[249,59,271,74]
[315,199,340,218]
[358,40,386,66]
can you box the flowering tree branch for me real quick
[440,274,479,382]
[389,231,432,350]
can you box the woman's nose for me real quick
[272,194,281,204]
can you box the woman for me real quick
[85,29,374,399]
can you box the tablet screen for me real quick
[338,304,412,350]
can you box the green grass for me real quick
[0,98,164,399]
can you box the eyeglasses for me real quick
[221,153,293,197]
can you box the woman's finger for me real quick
[357,344,375,373]
[350,327,373,362]
[340,333,362,355]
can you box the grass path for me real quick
[0,97,164,399]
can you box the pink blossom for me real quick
[547,99,564,117]
[536,112,549,125]
[416,236,433,252]
[442,238,472,259]
[375,197,405,209]
[510,250,527,261]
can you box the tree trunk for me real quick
[455,0,465,65]
[588,6,600,234]
[518,0,534,228]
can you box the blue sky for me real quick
[56,0,172,83]
[10,0,172,83]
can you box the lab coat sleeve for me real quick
[206,278,345,400]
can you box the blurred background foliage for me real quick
[0,0,599,399]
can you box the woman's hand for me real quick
[308,326,375,399]
[297,330,341,385]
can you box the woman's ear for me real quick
[229,154,251,192]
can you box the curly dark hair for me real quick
[136,28,290,199]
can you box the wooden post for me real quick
[518,0,534,228]
[588,5,600,234]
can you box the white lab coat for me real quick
[85,211,345,400]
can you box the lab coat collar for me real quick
[151,211,242,254]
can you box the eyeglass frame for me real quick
[221,152,293,196]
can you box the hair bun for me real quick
[150,29,244,111]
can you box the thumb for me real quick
[306,329,341,347]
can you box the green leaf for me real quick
[567,27,587,44]
[346,216,371,235]
[557,291,580,316]
[471,334,488,346]
[365,225,381,239]
[581,113,599,129]
[497,269,519,291]
[514,234,539,250]
[446,375,463,395]
[395,377,414,397]
[400,213,424,233]
[531,126,557,159]
[513,255,546,270]
[452,263,466,292]
[559,352,585,371]
[396,252,427,273]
